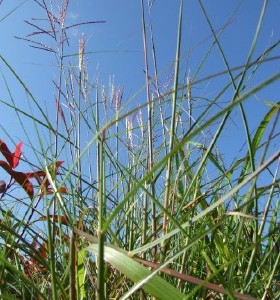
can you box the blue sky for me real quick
[0,0,279,172]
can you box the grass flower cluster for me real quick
[0,1,279,299]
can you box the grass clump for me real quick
[0,1,279,299]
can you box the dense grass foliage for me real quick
[0,1,279,299]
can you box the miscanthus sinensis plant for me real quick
[0,0,279,299]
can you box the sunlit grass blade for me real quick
[87,243,186,299]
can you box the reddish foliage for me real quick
[0,180,6,193]
[13,142,23,168]
[37,214,69,225]
[23,237,48,279]
[0,139,23,169]
[0,160,34,198]
[25,161,67,196]
[0,140,70,279]
[0,140,67,199]
[46,186,68,194]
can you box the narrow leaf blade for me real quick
[87,244,185,299]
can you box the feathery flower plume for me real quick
[79,33,85,71]
[126,116,133,150]
[137,107,144,139]
[115,86,123,113]
[102,84,106,108]
[109,75,115,105]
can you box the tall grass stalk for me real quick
[140,0,154,258]
[162,0,183,260]
[0,1,279,299]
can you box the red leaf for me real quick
[10,171,34,199]
[43,186,68,195]
[0,160,12,173]
[25,170,46,186]
[0,160,34,198]
[0,159,64,199]
[0,140,23,169]
[25,161,65,193]
[0,180,6,193]
[13,141,23,168]
[37,215,69,225]
[26,161,64,180]
[58,186,68,193]
[56,161,64,168]
[0,140,13,167]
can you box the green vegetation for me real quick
[0,1,279,299]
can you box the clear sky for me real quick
[0,1,279,170]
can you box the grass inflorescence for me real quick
[0,1,279,299]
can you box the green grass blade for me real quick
[86,244,186,299]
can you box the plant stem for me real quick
[162,0,183,260]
